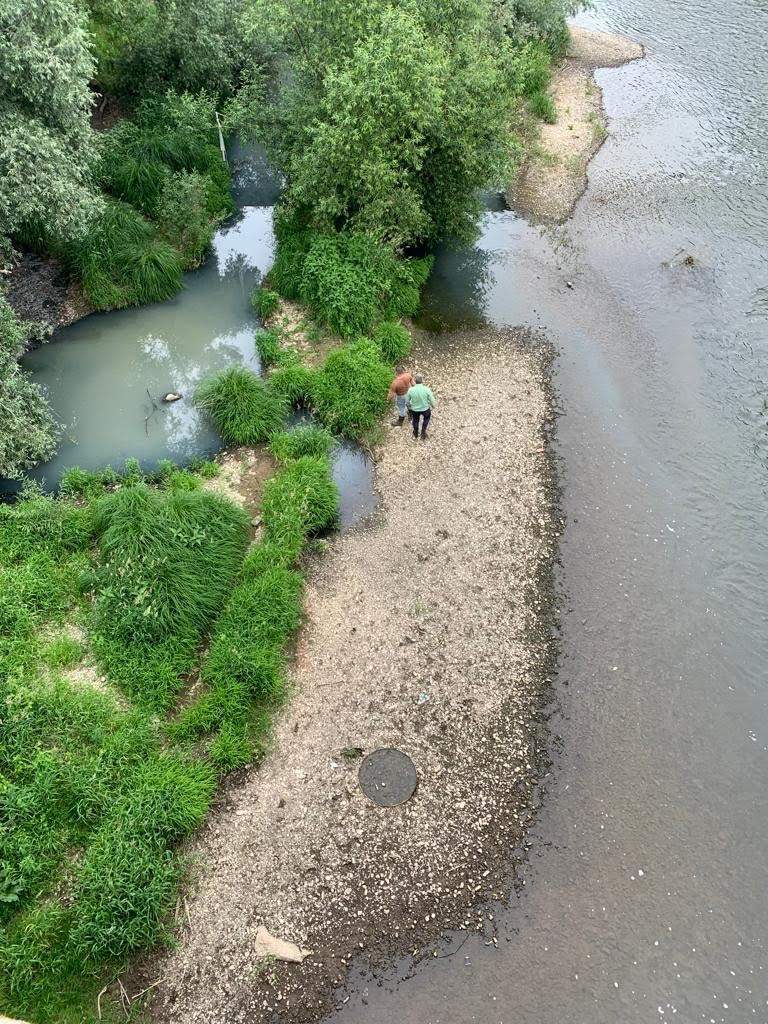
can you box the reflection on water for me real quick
[18,149,278,490]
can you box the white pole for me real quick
[214,111,228,165]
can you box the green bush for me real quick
[312,339,392,437]
[373,321,411,363]
[195,366,288,444]
[529,89,557,123]
[269,425,334,463]
[251,287,280,320]
[0,290,58,479]
[254,326,283,367]
[267,365,317,406]
[155,171,216,268]
[513,40,553,97]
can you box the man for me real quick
[387,364,415,426]
[406,372,436,441]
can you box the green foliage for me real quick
[89,0,254,101]
[495,0,578,54]
[266,365,317,406]
[195,366,288,445]
[511,40,552,95]
[0,291,58,478]
[254,327,283,366]
[57,199,184,309]
[262,455,340,537]
[0,0,101,256]
[251,287,281,320]
[373,321,412,363]
[155,171,215,268]
[312,339,392,437]
[90,483,248,707]
[529,89,557,122]
[40,634,83,670]
[269,425,334,463]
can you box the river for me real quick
[326,1,768,1022]
[15,1,768,1017]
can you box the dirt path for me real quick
[150,328,559,1023]
[507,26,644,223]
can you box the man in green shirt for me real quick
[406,373,436,441]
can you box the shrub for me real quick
[58,200,184,309]
[195,366,287,444]
[262,456,340,538]
[0,290,58,479]
[513,40,553,97]
[267,365,317,406]
[269,425,334,463]
[251,287,280,320]
[373,321,411,363]
[155,170,215,267]
[529,90,557,123]
[312,339,392,437]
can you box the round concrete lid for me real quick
[358,748,418,807]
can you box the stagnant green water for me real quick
[16,144,376,527]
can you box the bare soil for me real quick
[507,26,644,223]
[149,327,560,1023]
[5,253,94,336]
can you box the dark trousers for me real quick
[411,409,431,437]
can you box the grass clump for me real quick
[373,321,411,363]
[312,339,392,438]
[251,287,281,320]
[269,425,334,464]
[262,456,340,539]
[529,90,557,123]
[195,366,288,445]
[266,365,317,406]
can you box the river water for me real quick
[327,2,768,1022]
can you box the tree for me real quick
[0,0,101,259]
[250,0,520,247]
[0,291,57,478]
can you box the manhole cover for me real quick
[358,748,418,807]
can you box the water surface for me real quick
[329,2,768,1021]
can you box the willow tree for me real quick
[245,0,520,247]
[0,0,101,260]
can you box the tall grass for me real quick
[269,425,334,463]
[373,321,412,363]
[90,483,249,707]
[312,339,393,438]
[195,366,288,445]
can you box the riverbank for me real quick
[148,327,559,1023]
[507,26,643,222]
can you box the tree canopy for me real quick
[0,0,101,258]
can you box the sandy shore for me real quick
[507,26,644,222]
[150,328,559,1023]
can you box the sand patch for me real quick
[507,25,644,223]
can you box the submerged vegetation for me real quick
[1,0,583,1017]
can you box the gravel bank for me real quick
[150,327,560,1024]
[507,26,644,222]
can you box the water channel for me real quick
[326,1,768,1021]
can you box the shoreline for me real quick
[506,26,644,223]
[148,328,561,1023]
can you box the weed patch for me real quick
[312,339,392,438]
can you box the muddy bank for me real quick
[507,26,643,222]
[149,327,560,1023]
[5,252,94,336]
